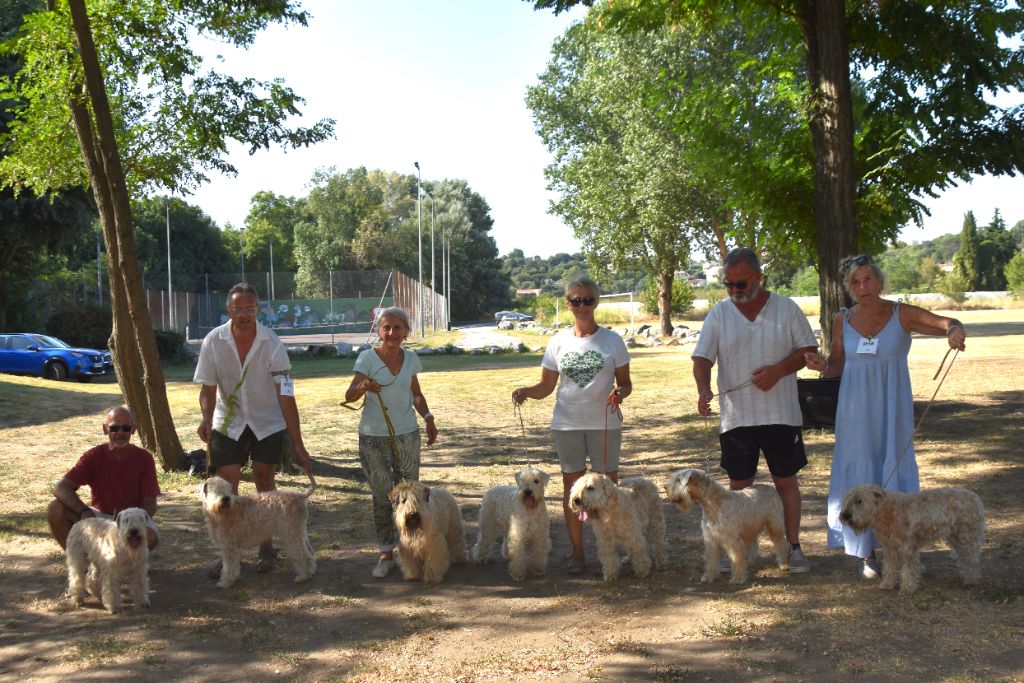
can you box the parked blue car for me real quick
[0,333,112,382]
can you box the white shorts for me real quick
[551,429,622,474]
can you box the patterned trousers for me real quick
[358,430,421,551]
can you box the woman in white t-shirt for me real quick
[512,276,631,575]
[345,307,438,579]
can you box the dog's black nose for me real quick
[128,529,140,537]
[840,512,851,522]
[523,490,533,499]
[573,497,581,506]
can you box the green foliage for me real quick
[46,304,111,349]
[642,277,695,316]
[152,329,187,362]
[936,270,969,305]
[976,210,1017,290]
[0,0,334,198]
[1005,251,1024,299]
[953,212,981,290]
[131,196,234,292]
[779,267,820,296]
[526,20,738,333]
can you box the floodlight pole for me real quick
[415,161,424,337]
[166,200,174,330]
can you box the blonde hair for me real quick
[564,275,600,300]
[840,255,886,299]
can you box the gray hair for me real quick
[105,405,133,423]
[563,275,600,300]
[841,255,887,299]
[723,247,761,274]
[377,306,411,331]
[226,282,258,307]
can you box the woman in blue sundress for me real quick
[805,255,967,579]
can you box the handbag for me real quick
[797,377,841,430]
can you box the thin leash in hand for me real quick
[604,393,623,474]
[881,348,959,488]
[700,379,753,475]
[340,366,403,472]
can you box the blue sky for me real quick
[187,1,1022,258]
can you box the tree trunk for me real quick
[658,271,674,336]
[67,0,184,470]
[798,0,859,351]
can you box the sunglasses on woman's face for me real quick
[841,254,874,272]
[567,296,596,307]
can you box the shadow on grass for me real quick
[0,378,124,428]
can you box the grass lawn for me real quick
[0,308,1021,681]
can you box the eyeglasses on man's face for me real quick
[567,296,596,307]
[106,424,133,433]
[723,280,749,291]
[229,306,258,315]
[841,254,874,272]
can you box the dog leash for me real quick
[603,392,623,474]
[881,349,959,488]
[340,365,404,472]
[699,379,754,475]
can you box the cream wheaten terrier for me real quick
[472,464,552,581]
[66,507,151,613]
[390,481,467,584]
[569,473,666,581]
[840,484,984,594]
[200,474,317,589]
[664,469,790,584]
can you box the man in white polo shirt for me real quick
[693,247,818,574]
[195,283,313,575]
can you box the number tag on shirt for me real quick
[856,337,879,355]
[279,376,295,396]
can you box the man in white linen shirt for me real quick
[692,248,818,574]
[194,282,313,574]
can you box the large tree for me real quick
[0,1,333,469]
[528,22,730,334]
[532,0,1024,346]
[953,211,981,291]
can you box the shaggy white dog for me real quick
[200,475,317,588]
[664,469,789,584]
[66,507,151,613]
[840,484,984,594]
[568,473,665,581]
[472,465,551,581]
[390,481,467,584]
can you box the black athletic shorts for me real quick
[719,424,807,480]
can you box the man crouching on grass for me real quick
[47,405,160,550]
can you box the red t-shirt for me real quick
[65,444,161,515]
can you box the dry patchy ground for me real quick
[0,309,1022,682]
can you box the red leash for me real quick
[603,391,623,472]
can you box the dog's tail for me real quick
[304,472,317,497]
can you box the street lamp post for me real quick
[269,238,275,301]
[414,161,424,337]
[424,188,436,331]
[166,201,174,330]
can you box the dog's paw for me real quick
[701,572,718,584]
[216,580,234,589]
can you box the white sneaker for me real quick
[789,547,810,574]
[860,558,879,580]
[372,557,396,578]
